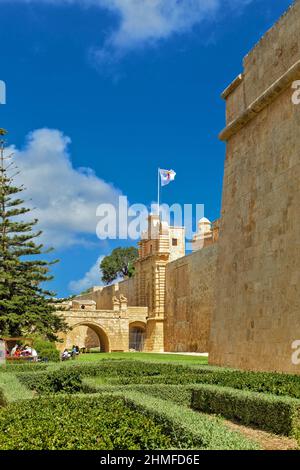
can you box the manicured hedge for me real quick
[0,395,173,450]
[83,379,193,406]
[0,363,48,373]
[0,389,6,407]
[59,360,192,378]
[17,369,83,394]
[191,385,300,440]
[193,370,300,399]
[79,362,300,399]
[17,360,300,400]
[117,391,258,450]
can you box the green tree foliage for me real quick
[100,247,138,285]
[0,130,67,340]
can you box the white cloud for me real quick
[10,128,122,248]
[1,0,254,63]
[69,255,104,293]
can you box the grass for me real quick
[77,352,209,365]
[0,373,35,403]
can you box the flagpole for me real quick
[157,168,160,218]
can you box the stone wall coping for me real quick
[219,59,300,141]
[60,310,127,317]
[166,242,217,267]
[221,73,243,99]
[147,316,165,322]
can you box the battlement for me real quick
[221,0,300,135]
[138,214,185,262]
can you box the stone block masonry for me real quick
[165,244,217,353]
[209,0,300,373]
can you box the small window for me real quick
[172,238,178,246]
[81,305,85,310]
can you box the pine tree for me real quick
[0,129,67,341]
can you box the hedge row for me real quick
[69,360,300,398]
[0,395,173,450]
[57,360,194,378]
[81,364,300,398]
[0,389,6,407]
[0,363,49,373]
[83,379,193,406]
[193,370,300,399]
[191,385,300,440]
[114,391,258,450]
[17,369,83,394]
[16,359,300,399]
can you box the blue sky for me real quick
[0,0,294,296]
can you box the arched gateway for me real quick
[56,298,148,354]
[67,322,110,352]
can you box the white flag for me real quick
[159,169,176,187]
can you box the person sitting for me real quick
[61,349,70,361]
[21,346,32,357]
[31,348,38,362]
[71,345,77,360]
[14,347,21,358]
[11,344,19,356]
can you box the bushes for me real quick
[17,369,83,394]
[0,395,173,450]
[16,360,300,399]
[118,391,258,450]
[32,338,60,362]
[60,360,300,399]
[60,360,190,378]
[191,369,300,399]
[191,385,300,439]
[0,363,48,373]
[0,389,6,407]
[84,379,193,406]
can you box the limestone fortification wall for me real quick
[76,286,115,310]
[210,0,300,373]
[118,277,137,306]
[165,244,217,353]
[76,278,137,310]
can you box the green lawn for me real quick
[77,352,209,365]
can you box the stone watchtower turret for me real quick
[136,214,185,352]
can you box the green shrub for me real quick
[0,363,48,373]
[117,391,258,450]
[192,370,300,399]
[17,369,83,394]
[0,395,173,450]
[32,338,60,362]
[83,379,193,406]
[59,360,188,378]
[61,360,300,399]
[191,385,300,439]
[0,389,6,407]
[16,359,300,401]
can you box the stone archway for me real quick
[68,322,110,353]
[129,321,146,351]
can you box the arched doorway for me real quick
[67,322,110,353]
[129,321,146,351]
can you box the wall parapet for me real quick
[220,59,300,141]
